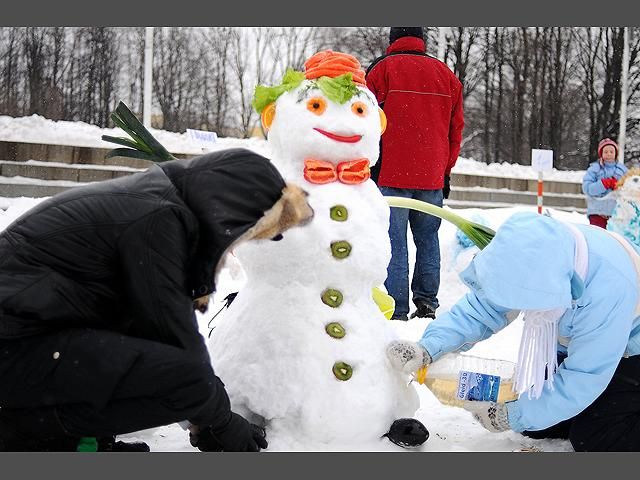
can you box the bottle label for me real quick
[457,370,501,402]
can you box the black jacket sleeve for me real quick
[117,206,204,352]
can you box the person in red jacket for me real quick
[366,27,464,321]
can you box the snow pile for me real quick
[0,195,581,451]
[0,114,271,157]
[452,157,584,183]
[0,111,590,451]
[0,115,584,183]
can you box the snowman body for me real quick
[209,79,419,447]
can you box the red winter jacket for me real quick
[366,36,464,190]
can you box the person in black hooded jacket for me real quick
[0,147,313,452]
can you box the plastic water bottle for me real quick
[414,353,518,407]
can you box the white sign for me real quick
[187,129,218,149]
[531,149,553,172]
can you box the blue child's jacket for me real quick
[582,161,628,216]
[419,212,640,432]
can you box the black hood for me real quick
[160,148,286,296]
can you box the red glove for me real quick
[601,177,618,190]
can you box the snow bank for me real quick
[0,195,581,451]
[0,115,585,183]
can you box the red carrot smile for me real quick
[313,128,362,143]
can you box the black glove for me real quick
[97,435,150,452]
[443,175,451,200]
[189,412,268,452]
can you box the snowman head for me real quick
[617,168,640,200]
[253,51,386,176]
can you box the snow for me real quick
[0,175,91,187]
[0,198,580,451]
[0,114,270,157]
[0,112,591,451]
[0,114,585,183]
[1,159,146,172]
[208,83,422,449]
[453,157,585,183]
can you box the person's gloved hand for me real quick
[601,177,618,190]
[386,340,432,374]
[462,401,511,433]
[189,412,268,452]
[443,175,451,199]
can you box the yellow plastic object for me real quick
[372,286,395,320]
[415,366,428,385]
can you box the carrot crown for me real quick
[252,51,366,114]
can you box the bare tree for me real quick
[480,27,496,164]
[445,27,482,98]
[23,27,47,116]
[493,28,507,163]
[270,27,320,72]
[118,28,145,117]
[545,28,574,166]
[573,27,639,162]
[528,27,550,151]
[228,27,282,138]
[200,27,233,135]
[74,27,120,127]
[153,27,201,131]
[0,27,23,116]
[3,26,640,165]
[321,27,387,65]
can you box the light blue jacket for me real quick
[582,161,628,216]
[418,212,640,432]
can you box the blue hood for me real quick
[460,212,577,311]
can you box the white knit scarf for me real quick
[513,223,588,400]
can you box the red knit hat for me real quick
[598,138,619,161]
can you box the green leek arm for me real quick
[385,196,495,249]
[102,101,176,163]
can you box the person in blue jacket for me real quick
[582,138,628,229]
[387,211,640,451]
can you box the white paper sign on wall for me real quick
[531,149,554,172]
[187,129,218,149]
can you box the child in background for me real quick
[582,138,628,228]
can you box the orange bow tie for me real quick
[303,158,371,185]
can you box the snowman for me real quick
[608,167,640,249]
[209,51,423,450]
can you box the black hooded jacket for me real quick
[0,148,286,348]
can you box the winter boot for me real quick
[0,407,80,452]
[410,299,437,319]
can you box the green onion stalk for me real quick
[102,101,176,163]
[385,197,495,250]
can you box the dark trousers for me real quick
[523,354,640,451]
[378,186,443,317]
[588,214,609,229]
[0,328,230,439]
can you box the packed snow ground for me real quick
[0,195,584,452]
[0,114,586,183]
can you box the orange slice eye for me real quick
[307,97,327,115]
[351,101,368,117]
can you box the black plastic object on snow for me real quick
[207,292,239,338]
[383,418,429,448]
[97,435,151,452]
[101,101,176,163]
